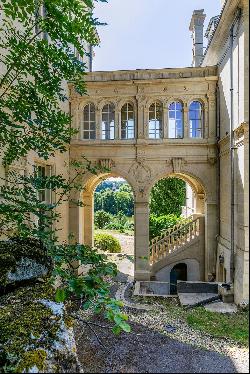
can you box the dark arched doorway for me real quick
[170,263,187,295]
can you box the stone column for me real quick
[136,97,145,139]
[205,201,219,281]
[115,108,120,139]
[196,193,205,214]
[82,192,94,247]
[69,203,83,244]
[184,105,189,139]
[96,108,102,140]
[134,200,151,280]
[163,103,168,139]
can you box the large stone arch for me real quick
[144,168,217,281]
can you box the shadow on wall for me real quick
[155,259,200,285]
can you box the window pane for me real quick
[121,103,135,139]
[189,101,203,138]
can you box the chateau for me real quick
[1,0,249,305]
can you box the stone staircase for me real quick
[149,215,205,274]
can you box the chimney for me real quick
[189,9,206,67]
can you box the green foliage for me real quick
[51,243,130,332]
[106,212,134,233]
[149,214,182,240]
[186,307,249,346]
[94,210,112,229]
[0,0,131,345]
[0,0,104,165]
[150,178,186,217]
[0,158,99,241]
[94,182,134,217]
[94,233,122,253]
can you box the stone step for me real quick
[177,281,219,294]
[178,292,219,306]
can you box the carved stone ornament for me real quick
[172,158,184,173]
[208,157,217,166]
[98,159,115,170]
[129,161,151,184]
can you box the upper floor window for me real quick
[168,101,184,139]
[149,102,163,139]
[189,101,203,138]
[34,164,52,204]
[83,104,96,140]
[121,103,135,139]
[102,103,115,140]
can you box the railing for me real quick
[150,216,202,265]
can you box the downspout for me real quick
[216,83,221,253]
[229,24,235,284]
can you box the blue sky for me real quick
[93,0,221,71]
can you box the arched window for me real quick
[168,101,184,139]
[121,103,135,139]
[189,101,203,138]
[83,103,96,140]
[149,102,163,139]
[102,103,115,140]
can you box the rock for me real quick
[7,257,49,283]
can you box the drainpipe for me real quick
[229,8,242,284]
[229,24,235,284]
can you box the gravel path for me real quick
[77,234,249,373]
[74,280,249,373]
[74,312,243,373]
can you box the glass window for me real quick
[189,101,203,138]
[149,102,163,139]
[168,101,184,139]
[82,104,96,140]
[102,104,115,140]
[34,165,52,204]
[121,103,135,139]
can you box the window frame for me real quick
[82,103,96,140]
[168,101,184,139]
[121,103,135,140]
[148,102,163,139]
[189,101,204,139]
[102,103,115,140]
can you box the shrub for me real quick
[94,210,112,229]
[94,233,121,253]
[149,214,182,240]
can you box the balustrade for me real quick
[149,215,202,265]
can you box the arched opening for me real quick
[149,173,206,282]
[170,263,187,295]
[81,173,135,278]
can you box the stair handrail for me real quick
[149,216,202,264]
[149,215,194,246]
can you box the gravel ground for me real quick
[74,281,249,373]
[74,312,243,373]
[75,236,249,373]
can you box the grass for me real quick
[131,296,249,346]
[186,307,249,346]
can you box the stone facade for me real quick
[69,66,218,282]
[202,0,249,305]
[0,0,248,305]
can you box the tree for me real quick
[0,0,105,165]
[115,190,134,217]
[0,0,131,350]
[150,178,186,217]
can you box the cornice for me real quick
[202,0,244,66]
[81,66,218,84]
